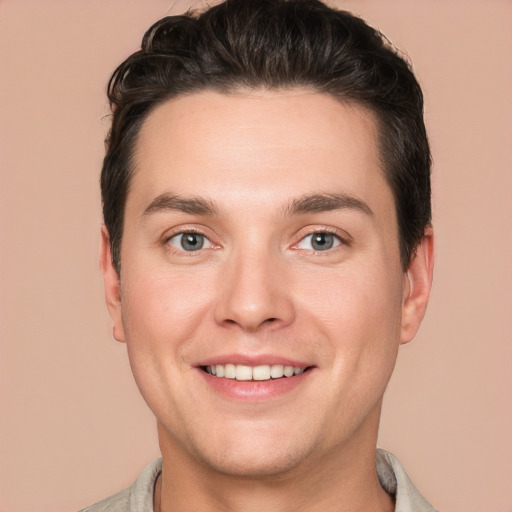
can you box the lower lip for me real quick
[197,369,311,401]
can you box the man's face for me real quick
[102,89,431,477]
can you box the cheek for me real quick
[283,265,403,447]
[118,269,211,420]
[298,259,403,328]
[118,266,215,398]
[299,261,403,377]
[121,265,214,344]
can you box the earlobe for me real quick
[400,227,434,344]
[99,225,126,343]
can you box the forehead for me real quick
[130,89,391,215]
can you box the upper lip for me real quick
[195,354,313,368]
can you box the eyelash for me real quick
[164,227,348,255]
[165,229,215,254]
[292,228,347,253]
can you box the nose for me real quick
[213,250,295,332]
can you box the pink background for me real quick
[1,1,511,511]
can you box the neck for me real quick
[154,411,394,512]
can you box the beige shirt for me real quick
[79,449,438,512]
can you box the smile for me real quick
[203,364,306,381]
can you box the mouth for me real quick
[196,358,315,400]
[201,364,310,381]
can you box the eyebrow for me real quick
[285,193,374,217]
[142,193,218,217]
[141,191,374,219]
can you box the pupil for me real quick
[312,233,333,251]
[182,233,203,251]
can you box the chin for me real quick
[196,442,311,478]
[170,419,316,479]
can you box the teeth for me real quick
[225,363,236,379]
[235,365,252,381]
[283,366,294,377]
[253,365,271,381]
[205,364,305,381]
[270,365,285,378]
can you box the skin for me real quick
[100,89,433,512]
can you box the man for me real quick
[84,0,436,510]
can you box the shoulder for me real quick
[78,458,162,512]
[376,449,439,512]
[79,487,130,512]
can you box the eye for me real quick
[168,232,212,252]
[296,232,342,251]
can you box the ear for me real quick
[400,226,434,344]
[99,225,126,343]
